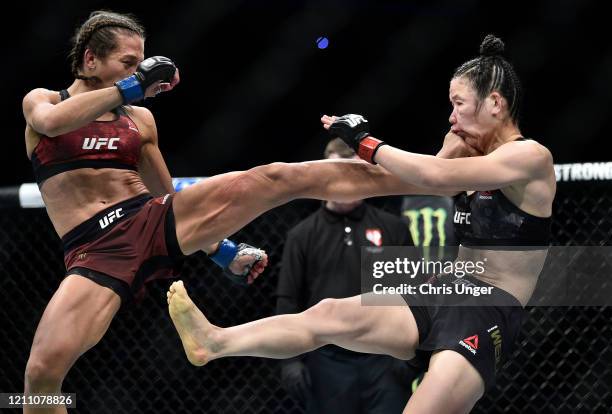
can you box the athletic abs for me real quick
[38,168,149,238]
[455,247,548,306]
[452,188,551,305]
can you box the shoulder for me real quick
[22,88,59,109]
[516,138,552,161]
[495,138,553,177]
[23,88,58,100]
[124,105,157,142]
[124,105,156,127]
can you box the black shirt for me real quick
[276,202,413,314]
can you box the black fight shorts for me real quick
[402,274,526,391]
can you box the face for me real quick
[448,77,501,150]
[84,32,145,87]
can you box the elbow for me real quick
[35,116,62,137]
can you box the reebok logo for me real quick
[99,208,124,229]
[83,137,120,150]
[459,335,479,355]
[454,211,471,225]
[479,191,493,200]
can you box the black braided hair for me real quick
[68,10,145,81]
[453,34,523,123]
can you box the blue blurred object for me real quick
[316,36,329,49]
[172,177,205,192]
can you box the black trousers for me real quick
[303,347,413,414]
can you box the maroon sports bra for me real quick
[31,89,141,186]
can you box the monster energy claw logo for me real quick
[403,207,448,247]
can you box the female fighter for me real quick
[22,10,449,413]
[166,34,555,413]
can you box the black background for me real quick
[5,0,611,187]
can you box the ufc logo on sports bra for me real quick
[454,211,471,225]
[82,137,120,150]
[99,208,124,229]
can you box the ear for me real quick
[488,91,504,116]
[83,48,97,71]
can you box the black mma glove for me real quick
[115,56,176,104]
[329,114,386,164]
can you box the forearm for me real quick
[373,145,444,189]
[39,87,124,137]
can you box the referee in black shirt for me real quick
[276,139,416,414]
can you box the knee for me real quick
[302,298,341,346]
[305,298,339,321]
[25,349,72,391]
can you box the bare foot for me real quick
[167,281,220,366]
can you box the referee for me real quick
[276,139,417,413]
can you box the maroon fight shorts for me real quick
[62,193,185,304]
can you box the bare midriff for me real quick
[39,168,149,238]
[456,246,548,307]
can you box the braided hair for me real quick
[453,34,523,124]
[68,10,145,81]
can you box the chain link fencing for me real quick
[0,181,610,413]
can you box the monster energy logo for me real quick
[403,207,448,247]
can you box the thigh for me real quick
[403,350,484,414]
[173,168,289,254]
[172,160,425,255]
[315,294,419,360]
[29,275,121,372]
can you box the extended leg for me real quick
[173,160,431,254]
[167,281,418,366]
